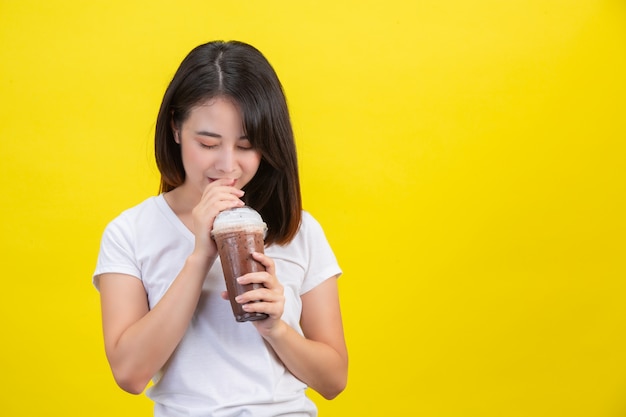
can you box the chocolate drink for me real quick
[211,207,269,322]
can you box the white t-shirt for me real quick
[93,195,341,417]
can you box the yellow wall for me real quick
[1,1,625,416]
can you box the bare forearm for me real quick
[262,321,348,399]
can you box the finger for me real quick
[203,179,245,197]
[242,297,284,321]
[242,300,278,315]
[251,252,275,274]
[235,283,284,310]
[235,285,279,303]
[236,271,280,289]
[199,190,244,209]
[193,186,245,220]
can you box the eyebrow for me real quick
[195,130,249,140]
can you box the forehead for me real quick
[185,97,244,127]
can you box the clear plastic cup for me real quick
[211,207,269,322]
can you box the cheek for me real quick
[180,147,194,167]
[181,147,206,173]
[246,152,262,174]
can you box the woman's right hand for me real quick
[100,180,244,394]
[191,178,245,259]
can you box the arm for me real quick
[98,179,244,394]
[237,258,348,399]
[267,277,348,399]
[99,253,212,394]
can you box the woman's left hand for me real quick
[224,252,285,334]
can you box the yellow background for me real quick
[1,1,625,416]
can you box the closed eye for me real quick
[199,142,218,149]
[237,139,254,150]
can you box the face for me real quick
[175,97,262,195]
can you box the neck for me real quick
[163,182,201,216]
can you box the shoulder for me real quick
[286,210,328,247]
[273,210,337,260]
[100,195,162,242]
[105,195,161,227]
[117,195,161,219]
[299,210,325,234]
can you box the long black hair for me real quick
[154,41,301,245]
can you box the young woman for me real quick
[93,40,348,416]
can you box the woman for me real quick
[93,40,348,416]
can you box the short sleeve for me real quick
[299,212,342,294]
[93,213,141,290]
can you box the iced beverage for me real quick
[211,207,269,322]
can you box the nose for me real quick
[215,147,236,174]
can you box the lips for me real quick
[209,178,237,186]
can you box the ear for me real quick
[170,118,180,144]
